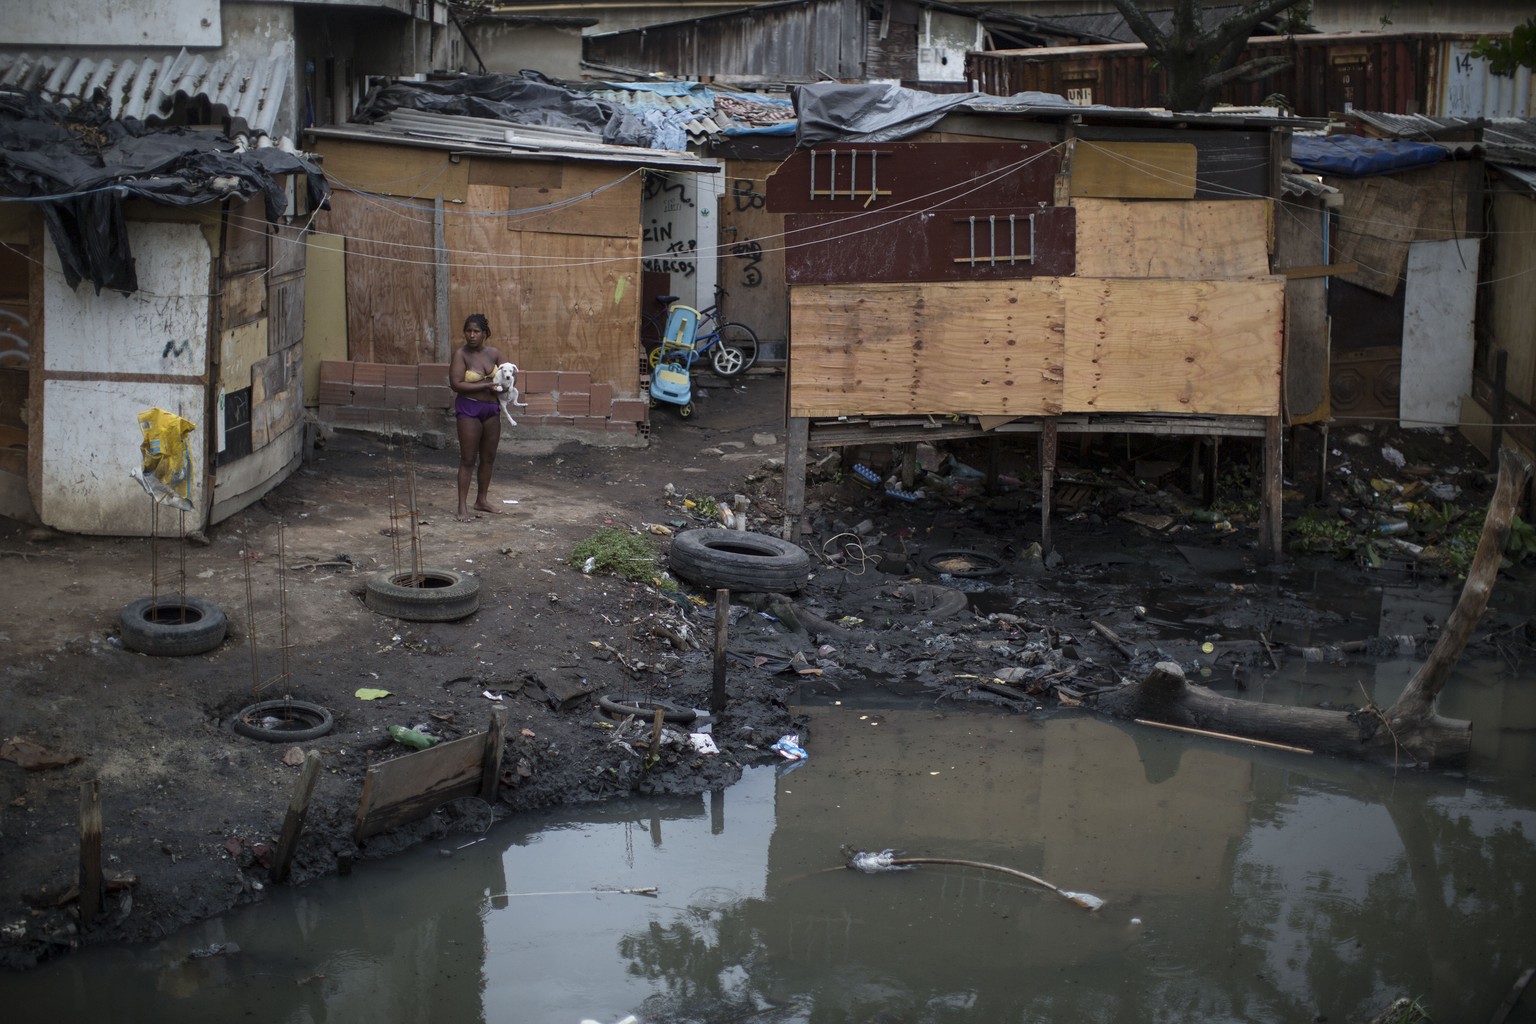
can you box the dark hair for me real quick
[463,313,491,335]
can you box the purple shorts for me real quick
[455,395,501,421]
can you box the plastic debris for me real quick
[688,733,719,754]
[851,463,881,487]
[1381,445,1406,468]
[770,734,807,760]
[388,725,438,750]
[847,848,913,873]
[354,687,392,700]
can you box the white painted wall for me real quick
[0,0,221,47]
[41,222,213,535]
[643,171,719,313]
[1400,238,1480,429]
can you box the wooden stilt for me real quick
[785,417,809,543]
[272,751,322,884]
[712,589,730,716]
[480,706,508,802]
[1262,416,1283,563]
[1039,418,1058,554]
[79,780,103,928]
[900,443,917,490]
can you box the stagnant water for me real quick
[6,637,1536,1024]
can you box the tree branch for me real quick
[1108,0,1169,52]
[1200,54,1292,91]
[1212,0,1310,46]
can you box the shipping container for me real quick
[967,32,1534,120]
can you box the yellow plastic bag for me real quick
[132,408,196,510]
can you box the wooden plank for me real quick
[355,731,489,841]
[479,227,643,399]
[1069,141,1198,199]
[220,270,267,330]
[222,195,267,274]
[220,320,268,393]
[505,163,640,239]
[1061,277,1283,416]
[310,139,469,203]
[268,275,304,353]
[480,707,507,802]
[320,189,438,365]
[785,416,808,542]
[1280,262,1357,279]
[1331,161,1477,298]
[788,280,1066,419]
[446,184,521,352]
[1275,196,1331,423]
[272,750,321,884]
[269,223,306,278]
[468,158,561,190]
[1072,199,1269,279]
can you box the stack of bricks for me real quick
[317,361,648,436]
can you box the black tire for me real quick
[921,549,1005,578]
[599,695,698,724]
[669,529,811,593]
[364,568,480,621]
[118,595,227,656]
[710,323,758,377]
[232,699,335,742]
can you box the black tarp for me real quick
[0,89,330,293]
[792,82,1073,147]
[354,71,651,148]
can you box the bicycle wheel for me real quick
[711,322,758,376]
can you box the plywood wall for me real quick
[320,189,438,365]
[789,280,1065,418]
[1060,277,1284,415]
[1486,188,1536,409]
[1072,199,1270,279]
[789,277,1284,419]
[1069,141,1198,199]
[447,180,642,397]
[718,160,787,344]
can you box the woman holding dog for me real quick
[449,312,509,522]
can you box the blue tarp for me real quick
[1290,135,1447,178]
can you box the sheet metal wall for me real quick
[585,0,865,81]
[967,34,1533,119]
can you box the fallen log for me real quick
[1091,447,1532,768]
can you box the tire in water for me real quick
[364,568,481,621]
[669,529,811,593]
[118,595,228,656]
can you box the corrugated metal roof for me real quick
[308,109,720,172]
[586,86,721,145]
[1348,111,1536,167]
[0,42,291,138]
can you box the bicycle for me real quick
[641,295,758,378]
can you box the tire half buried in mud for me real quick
[118,595,228,656]
[232,699,335,742]
[364,568,480,621]
[669,529,811,593]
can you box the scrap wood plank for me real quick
[788,280,1065,419]
[1061,277,1283,416]
[1069,141,1198,199]
[356,722,501,841]
[1072,199,1270,279]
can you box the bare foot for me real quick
[473,501,506,515]
[454,510,474,523]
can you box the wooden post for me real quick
[650,707,666,756]
[271,751,322,884]
[1039,418,1057,554]
[784,416,809,542]
[1491,349,1508,466]
[985,437,1000,494]
[480,706,508,802]
[712,588,730,716]
[1262,416,1284,563]
[900,443,917,490]
[79,779,103,928]
[1203,436,1220,509]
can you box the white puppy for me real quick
[491,362,526,427]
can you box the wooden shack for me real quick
[303,113,719,441]
[768,94,1322,559]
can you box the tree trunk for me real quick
[1093,447,1532,768]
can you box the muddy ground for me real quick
[0,371,1529,970]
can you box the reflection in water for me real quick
[6,708,1536,1024]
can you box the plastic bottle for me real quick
[388,725,438,750]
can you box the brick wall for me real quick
[316,362,648,440]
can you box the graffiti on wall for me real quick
[643,239,699,278]
[731,179,765,211]
[730,241,764,288]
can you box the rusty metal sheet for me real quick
[767,142,1060,215]
[784,206,1074,284]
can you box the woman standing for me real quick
[448,313,508,521]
